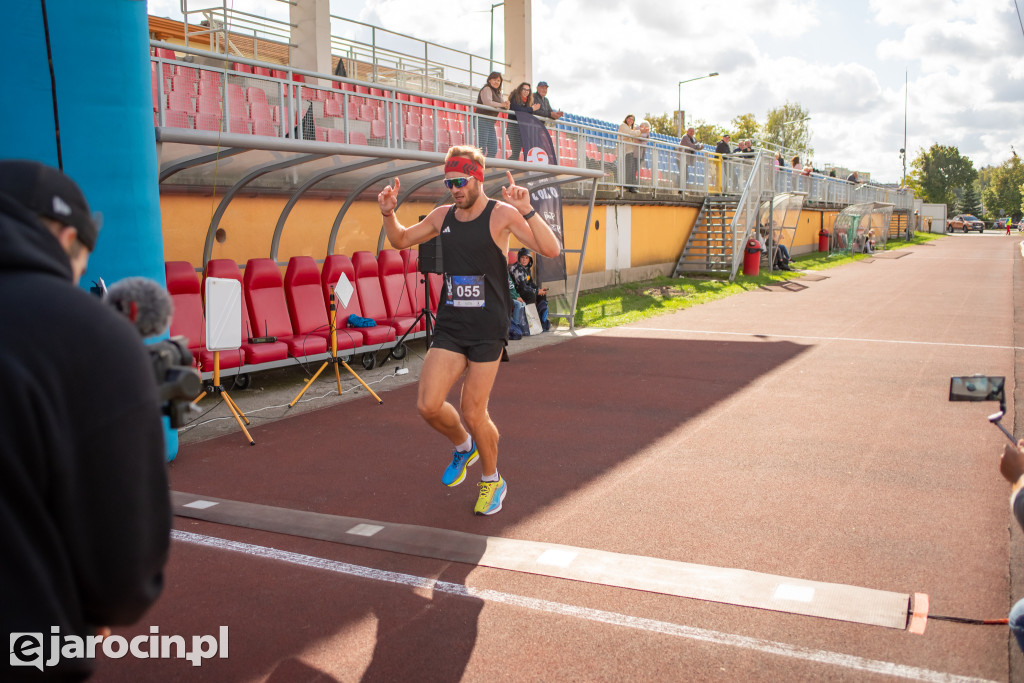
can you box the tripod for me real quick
[380,271,435,366]
[193,350,255,446]
[289,289,384,407]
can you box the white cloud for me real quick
[144,0,1023,182]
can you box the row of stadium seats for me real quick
[165,250,439,377]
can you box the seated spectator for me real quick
[790,155,802,171]
[847,170,859,183]
[509,247,549,332]
[801,161,813,176]
[508,275,526,340]
[774,151,784,168]
[775,241,794,270]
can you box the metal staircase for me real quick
[673,150,775,281]
[672,196,739,276]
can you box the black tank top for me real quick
[436,199,511,341]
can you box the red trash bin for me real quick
[818,230,830,252]
[742,238,761,276]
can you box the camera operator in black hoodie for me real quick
[0,160,170,681]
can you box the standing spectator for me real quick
[510,247,549,332]
[637,120,652,183]
[618,114,642,192]
[507,82,539,162]
[679,126,700,186]
[531,81,563,121]
[680,127,700,151]
[0,160,171,679]
[476,71,509,158]
[715,133,731,155]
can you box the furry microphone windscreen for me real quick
[106,277,175,338]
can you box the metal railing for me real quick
[178,1,503,103]
[151,41,913,212]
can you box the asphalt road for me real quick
[92,233,1024,682]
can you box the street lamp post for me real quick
[489,2,504,73]
[677,72,719,138]
[781,116,811,155]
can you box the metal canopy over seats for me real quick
[832,202,895,254]
[758,193,805,271]
[155,126,603,333]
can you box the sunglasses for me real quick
[443,177,472,189]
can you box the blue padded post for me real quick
[3,1,179,459]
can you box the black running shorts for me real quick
[430,330,508,363]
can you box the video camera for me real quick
[147,336,202,428]
[100,277,202,428]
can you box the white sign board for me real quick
[204,277,242,351]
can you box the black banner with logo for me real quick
[516,111,567,283]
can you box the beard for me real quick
[452,182,481,209]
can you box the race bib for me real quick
[446,275,485,308]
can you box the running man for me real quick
[378,146,560,515]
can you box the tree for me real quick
[691,119,726,145]
[907,144,977,215]
[958,182,983,217]
[762,102,812,155]
[643,112,677,137]
[730,113,760,141]
[981,152,1024,221]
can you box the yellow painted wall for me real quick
[631,205,700,267]
[160,193,841,277]
[160,194,436,266]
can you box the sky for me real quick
[148,0,1024,184]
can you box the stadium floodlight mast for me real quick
[489,2,504,72]
[677,72,719,137]
[781,116,811,153]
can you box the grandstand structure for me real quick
[149,2,915,313]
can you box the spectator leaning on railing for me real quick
[531,82,563,121]
[476,71,509,158]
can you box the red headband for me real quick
[444,156,484,182]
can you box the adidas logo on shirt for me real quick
[442,226,451,233]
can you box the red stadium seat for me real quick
[165,261,205,368]
[284,257,355,353]
[377,249,422,335]
[351,251,406,334]
[399,248,429,314]
[321,255,395,348]
[243,258,327,358]
[203,259,289,366]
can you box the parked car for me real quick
[947,214,985,233]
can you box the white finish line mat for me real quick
[172,491,911,629]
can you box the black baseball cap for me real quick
[537,81,548,87]
[0,160,101,250]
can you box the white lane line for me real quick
[171,530,994,683]
[624,327,1020,351]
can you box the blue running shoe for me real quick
[474,476,507,515]
[442,441,478,487]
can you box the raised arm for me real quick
[500,171,560,258]
[378,177,445,249]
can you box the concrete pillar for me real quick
[290,0,333,83]
[504,0,532,88]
